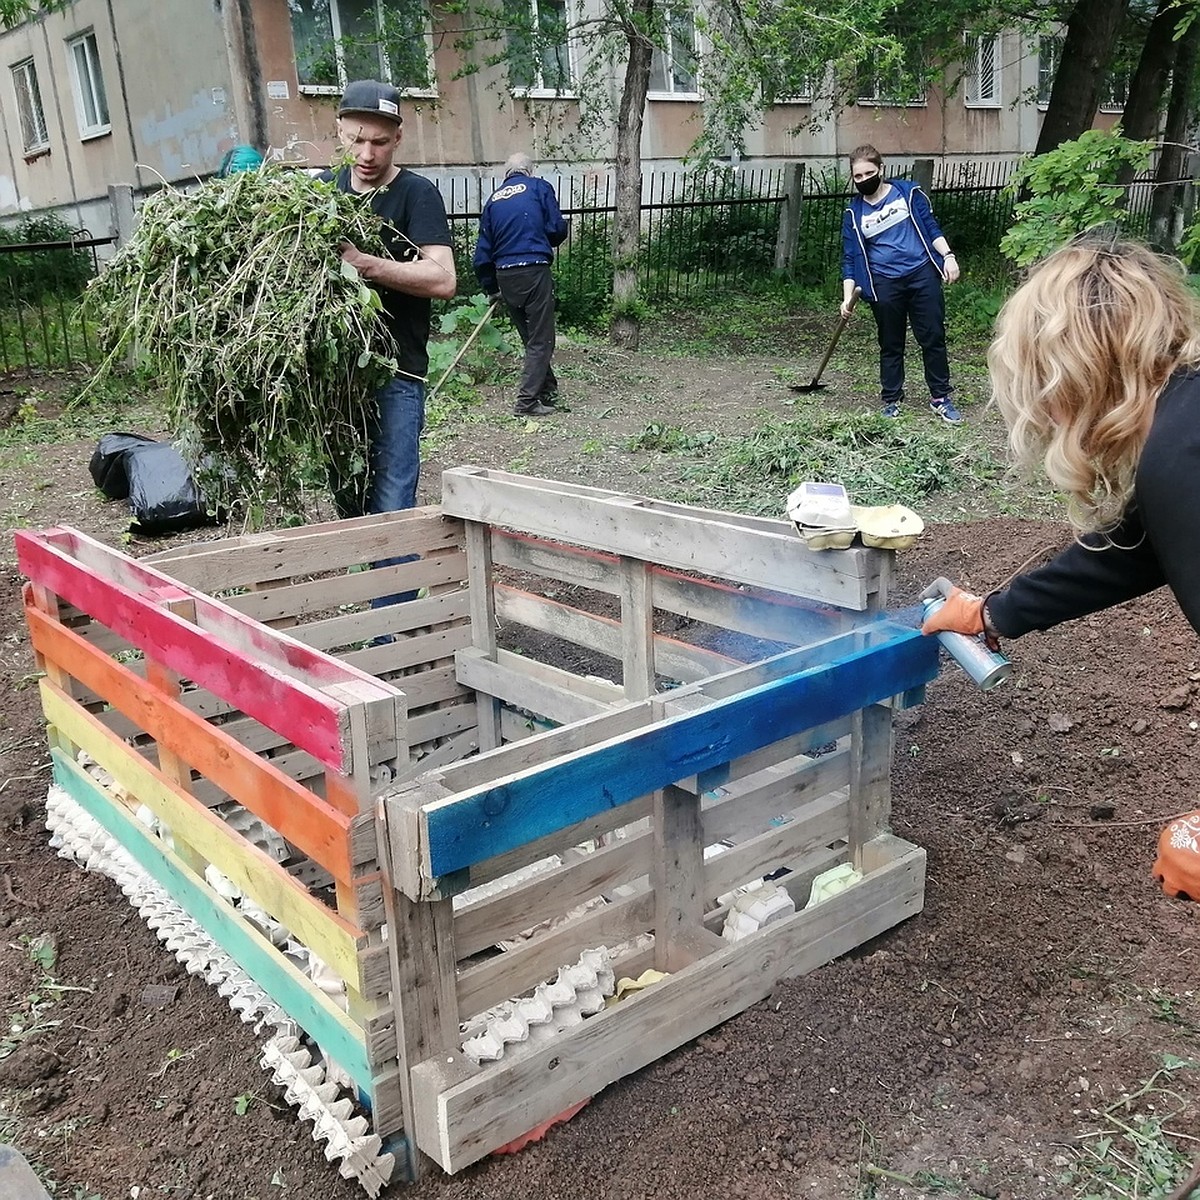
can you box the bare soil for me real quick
[1,326,1198,1200]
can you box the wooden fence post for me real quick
[773,161,805,277]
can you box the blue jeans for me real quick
[868,263,952,405]
[332,376,425,608]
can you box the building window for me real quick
[289,0,435,96]
[505,0,573,94]
[11,58,49,154]
[857,40,925,106]
[649,8,699,97]
[66,31,110,138]
[964,33,1000,107]
[1037,35,1060,107]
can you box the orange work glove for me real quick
[921,585,985,637]
[920,577,1003,651]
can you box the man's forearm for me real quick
[355,252,456,300]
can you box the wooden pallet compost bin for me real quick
[16,468,940,1191]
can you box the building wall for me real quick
[0,0,238,226]
[0,1,1130,224]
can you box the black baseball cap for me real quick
[338,80,403,126]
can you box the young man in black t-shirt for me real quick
[321,79,456,522]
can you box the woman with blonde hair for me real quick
[923,234,1200,643]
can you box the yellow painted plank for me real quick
[41,680,368,992]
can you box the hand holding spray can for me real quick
[920,578,1013,692]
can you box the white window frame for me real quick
[10,57,49,155]
[507,0,577,98]
[291,0,438,99]
[1037,34,1060,109]
[964,32,1001,108]
[66,30,111,140]
[648,7,700,101]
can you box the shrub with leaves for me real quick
[84,168,400,520]
[1000,130,1153,268]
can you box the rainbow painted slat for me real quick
[16,527,400,775]
[51,750,373,1089]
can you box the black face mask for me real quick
[854,173,882,196]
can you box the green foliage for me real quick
[426,293,518,400]
[625,421,717,452]
[554,221,613,330]
[83,169,400,521]
[0,214,95,303]
[1000,130,1153,267]
[944,281,1007,342]
[641,171,778,297]
[682,400,1002,514]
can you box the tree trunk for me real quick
[1035,0,1130,156]
[1148,18,1200,250]
[1120,0,1179,141]
[609,0,654,350]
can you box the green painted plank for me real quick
[51,750,373,1090]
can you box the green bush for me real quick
[0,214,95,303]
[554,220,613,330]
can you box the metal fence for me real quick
[0,233,112,372]
[0,160,1173,372]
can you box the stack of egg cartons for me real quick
[785,481,856,550]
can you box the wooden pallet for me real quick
[17,471,940,1185]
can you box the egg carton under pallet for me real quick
[44,784,397,1198]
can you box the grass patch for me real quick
[1058,1055,1198,1199]
[666,400,1003,515]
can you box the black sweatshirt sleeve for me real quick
[987,372,1200,638]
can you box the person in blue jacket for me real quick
[474,153,569,416]
[840,144,962,423]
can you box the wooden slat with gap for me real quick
[454,646,619,727]
[52,750,376,1088]
[494,583,741,683]
[414,631,937,884]
[452,832,650,957]
[145,507,463,591]
[40,682,376,993]
[16,529,396,773]
[28,609,371,882]
[414,836,925,1172]
[441,468,879,608]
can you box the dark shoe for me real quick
[514,402,556,416]
[880,401,901,419]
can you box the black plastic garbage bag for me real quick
[88,434,219,535]
[88,432,157,500]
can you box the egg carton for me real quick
[45,784,390,1196]
[461,947,616,1064]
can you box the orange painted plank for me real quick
[27,603,364,882]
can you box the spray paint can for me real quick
[921,597,1013,691]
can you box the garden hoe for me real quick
[790,286,861,394]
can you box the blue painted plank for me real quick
[51,750,374,1091]
[424,629,938,876]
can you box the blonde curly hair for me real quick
[989,236,1200,534]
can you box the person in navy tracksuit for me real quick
[474,154,569,417]
[841,144,962,423]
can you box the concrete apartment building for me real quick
[0,0,1120,231]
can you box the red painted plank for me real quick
[27,604,363,883]
[17,530,350,771]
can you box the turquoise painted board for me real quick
[424,629,938,877]
[51,751,373,1090]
